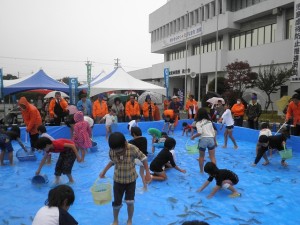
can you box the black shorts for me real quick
[112,180,136,207]
[54,148,76,176]
[226,125,234,130]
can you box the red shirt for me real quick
[183,124,193,131]
[47,139,75,153]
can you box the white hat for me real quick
[172,96,178,99]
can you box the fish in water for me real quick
[204,211,221,218]
[231,217,247,222]
[233,205,239,212]
[167,197,178,204]
[176,213,189,218]
[153,212,164,218]
[249,210,263,214]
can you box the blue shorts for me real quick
[198,137,215,151]
[0,134,14,153]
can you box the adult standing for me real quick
[19,97,42,150]
[246,93,262,130]
[77,92,92,117]
[231,98,245,127]
[49,91,69,126]
[169,96,182,112]
[285,93,300,136]
[125,95,140,122]
[185,94,198,119]
[92,94,108,124]
[142,95,155,121]
[111,97,125,122]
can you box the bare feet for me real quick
[222,145,227,148]
[281,161,288,167]
[127,220,132,225]
[234,145,238,150]
[251,163,257,167]
[262,161,270,166]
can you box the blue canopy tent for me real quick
[3,69,69,95]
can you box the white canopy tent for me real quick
[89,67,166,96]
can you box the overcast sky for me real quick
[0,0,166,81]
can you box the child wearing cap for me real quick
[197,162,240,198]
[99,132,151,225]
[150,137,186,181]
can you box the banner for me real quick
[69,77,78,105]
[164,68,169,97]
[0,68,3,99]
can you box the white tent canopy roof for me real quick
[90,67,166,96]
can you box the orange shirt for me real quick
[142,101,155,118]
[153,105,161,121]
[163,99,170,110]
[231,103,245,117]
[92,99,108,118]
[125,100,140,117]
[286,101,300,126]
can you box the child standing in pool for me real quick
[127,116,140,131]
[99,109,117,140]
[0,126,28,166]
[99,132,151,225]
[218,103,238,149]
[150,137,186,181]
[197,162,240,198]
[72,111,92,162]
[35,137,81,184]
[191,108,217,173]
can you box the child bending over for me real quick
[150,137,186,181]
[197,162,240,198]
[0,126,28,166]
[182,122,194,136]
[35,137,81,184]
[38,125,55,164]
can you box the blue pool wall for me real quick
[18,119,300,152]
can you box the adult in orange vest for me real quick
[19,96,42,150]
[48,91,69,126]
[125,95,140,121]
[142,95,155,121]
[185,95,198,119]
[92,94,108,124]
[231,98,245,127]
[286,93,300,136]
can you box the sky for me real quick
[0,0,166,81]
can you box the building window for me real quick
[280,86,288,97]
[252,28,258,46]
[272,24,277,42]
[264,25,271,44]
[257,27,264,45]
[240,32,246,49]
[246,31,252,47]
[287,19,294,39]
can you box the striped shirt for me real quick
[109,143,146,184]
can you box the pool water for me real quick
[0,121,299,225]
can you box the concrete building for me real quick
[129,0,300,108]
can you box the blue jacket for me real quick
[77,99,92,116]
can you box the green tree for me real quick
[3,74,18,80]
[61,77,70,85]
[256,63,293,111]
[224,60,257,98]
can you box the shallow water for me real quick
[0,122,299,225]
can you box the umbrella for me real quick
[206,97,225,105]
[138,91,162,105]
[108,94,129,106]
[44,91,69,99]
[276,96,291,112]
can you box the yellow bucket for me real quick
[90,178,112,205]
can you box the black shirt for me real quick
[207,169,239,186]
[128,137,148,156]
[150,148,176,172]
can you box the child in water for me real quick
[197,162,241,198]
[0,126,28,166]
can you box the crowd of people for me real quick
[0,89,299,225]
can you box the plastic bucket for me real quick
[90,178,112,205]
[16,149,37,162]
[279,147,292,160]
[90,141,98,152]
[32,175,49,185]
[185,140,199,154]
